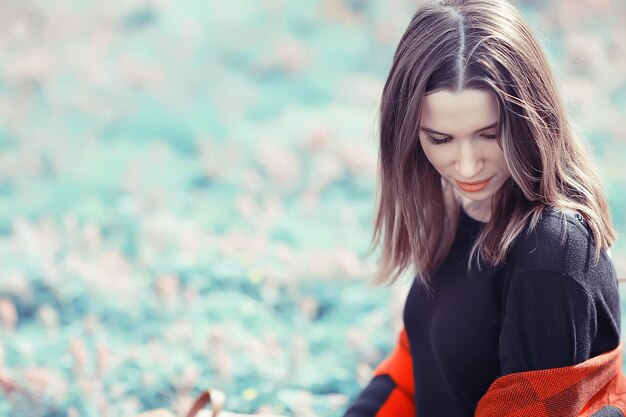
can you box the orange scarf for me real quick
[372,330,626,416]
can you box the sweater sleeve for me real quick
[343,328,415,417]
[498,270,597,376]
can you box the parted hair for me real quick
[368,0,616,287]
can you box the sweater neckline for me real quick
[461,206,488,225]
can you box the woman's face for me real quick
[418,88,511,218]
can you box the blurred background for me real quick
[0,0,624,416]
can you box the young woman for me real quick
[343,0,626,416]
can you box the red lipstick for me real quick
[455,176,493,192]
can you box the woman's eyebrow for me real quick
[419,121,499,136]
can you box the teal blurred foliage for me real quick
[0,0,624,416]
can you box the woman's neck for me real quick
[461,196,491,223]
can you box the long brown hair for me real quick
[369,0,616,287]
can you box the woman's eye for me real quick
[427,136,452,145]
[482,133,498,140]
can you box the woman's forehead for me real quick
[420,89,499,134]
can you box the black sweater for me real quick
[344,208,621,417]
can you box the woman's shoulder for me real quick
[503,208,619,323]
[507,207,610,279]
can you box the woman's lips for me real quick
[455,176,493,192]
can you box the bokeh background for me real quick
[0,0,624,416]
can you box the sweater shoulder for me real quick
[508,208,597,276]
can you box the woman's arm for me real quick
[475,268,622,416]
[498,270,597,375]
[343,328,415,417]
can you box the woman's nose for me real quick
[454,142,484,179]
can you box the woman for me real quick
[343,0,626,416]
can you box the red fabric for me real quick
[371,328,626,417]
[372,328,415,417]
[476,342,626,417]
